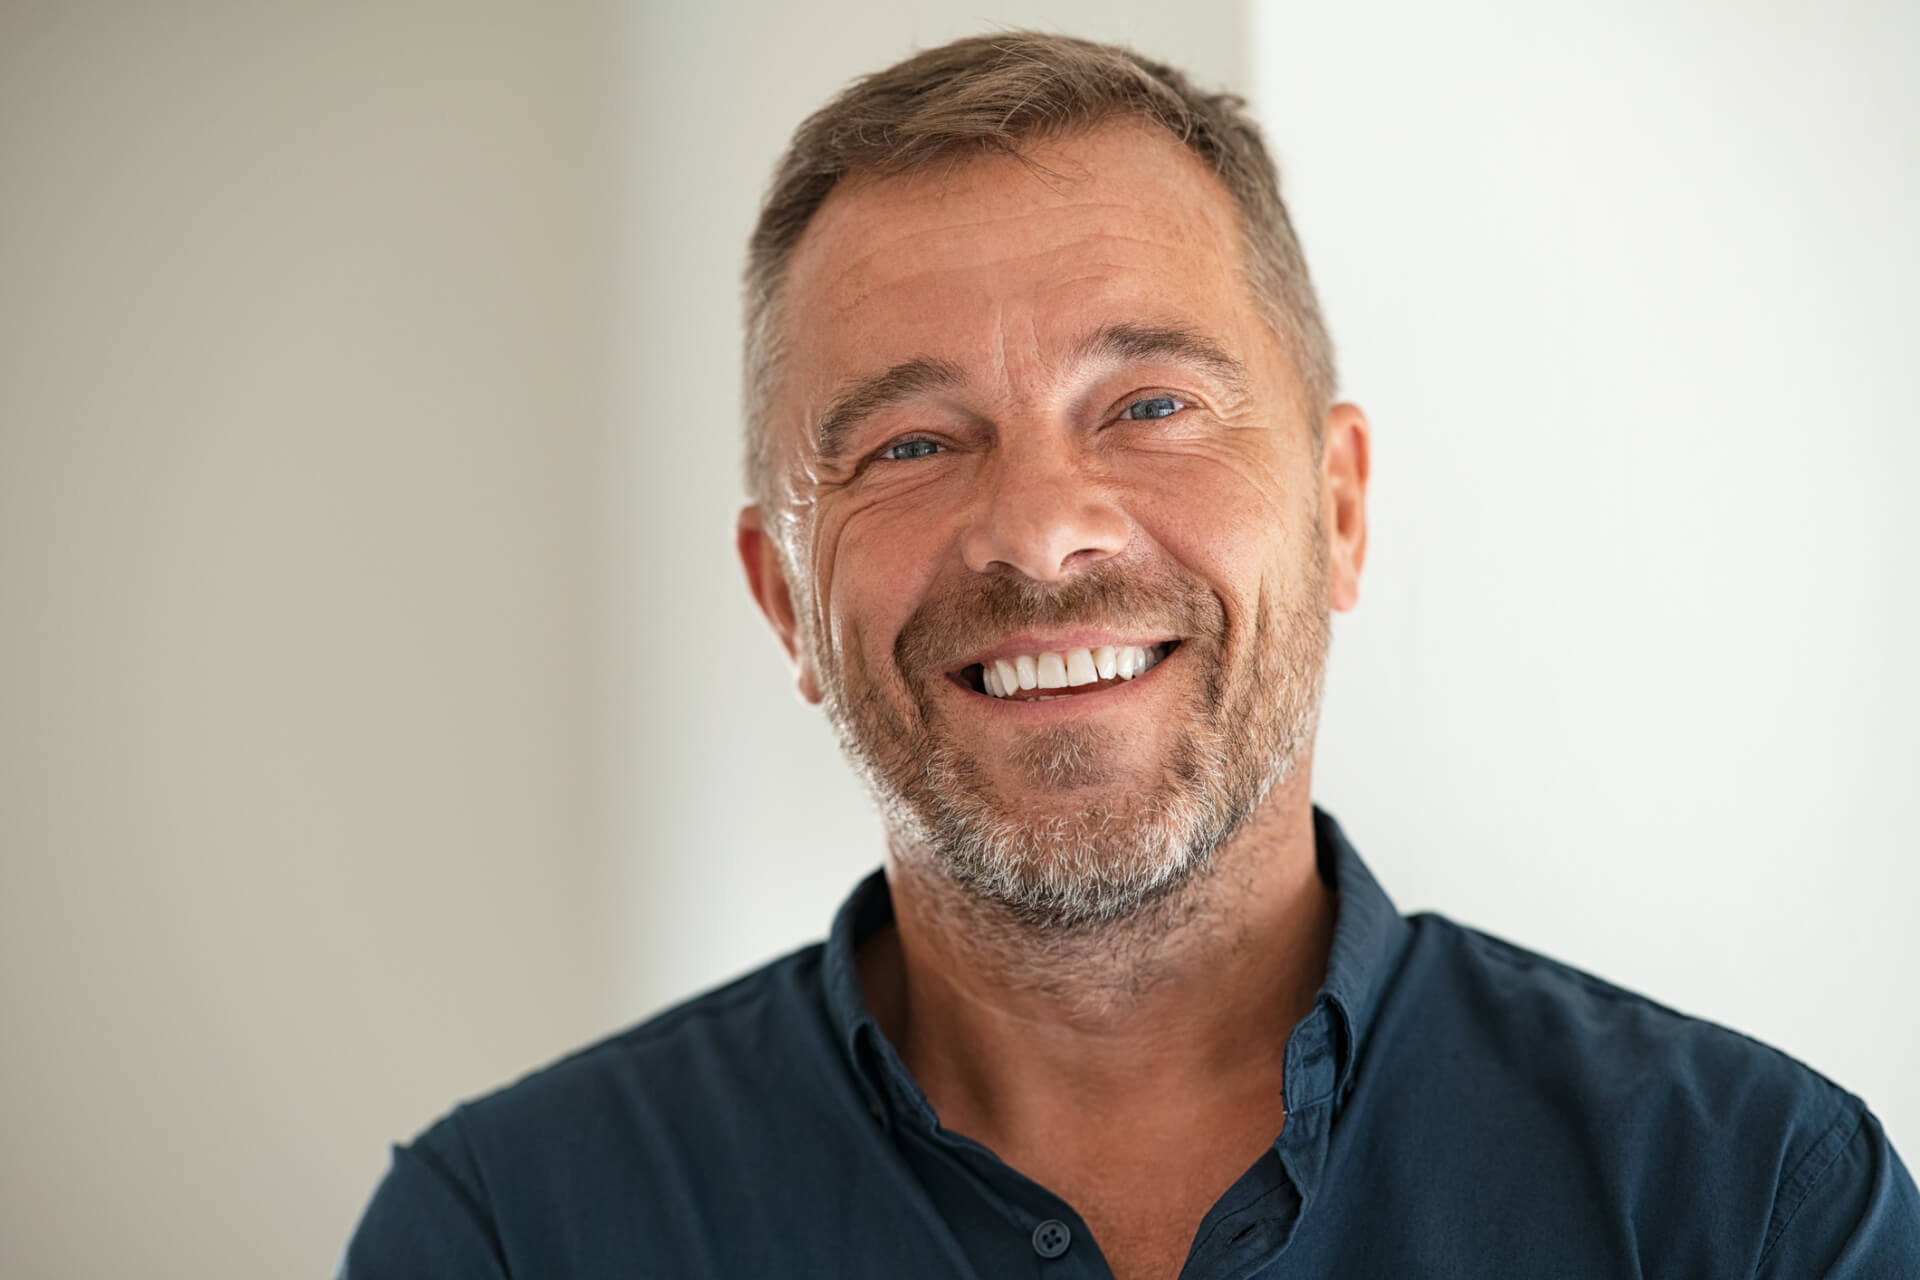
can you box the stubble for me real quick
[815,535,1331,936]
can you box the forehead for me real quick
[773,123,1257,418]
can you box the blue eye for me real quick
[883,439,941,461]
[1124,396,1182,421]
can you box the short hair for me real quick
[742,30,1335,506]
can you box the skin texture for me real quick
[737,122,1370,1279]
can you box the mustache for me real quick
[894,560,1225,677]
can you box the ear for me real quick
[737,504,823,704]
[1321,402,1371,613]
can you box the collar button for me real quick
[1031,1218,1072,1259]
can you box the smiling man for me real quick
[341,32,1917,1279]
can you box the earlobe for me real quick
[795,659,822,705]
[736,505,824,705]
[1321,403,1371,613]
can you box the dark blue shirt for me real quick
[341,810,1919,1277]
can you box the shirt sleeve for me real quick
[1755,1105,1920,1278]
[335,1115,511,1280]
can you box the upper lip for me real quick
[945,630,1180,674]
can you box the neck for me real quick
[857,772,1333,1152]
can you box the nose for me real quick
[959,435,1130,583]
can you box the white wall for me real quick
[1256,0,1919,1153]
[1,5,619,1276]
[619,0,1918,1164]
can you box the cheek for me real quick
[1115,444,1296,551]
[819,497,957,671]
[1114,447,1317,625]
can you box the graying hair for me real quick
[742,30,1336,507]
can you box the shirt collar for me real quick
[820,806,1408,1119]
[1309,806,1410,1107]
[820,864,899,1123]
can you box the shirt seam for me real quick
[1458,923,1689,1009]
[411,1115,511,1274]
[606,978,777,1042]
[1445,920,1858,1093]
[1753,1100,1864,1274]
[504,956,804,1086]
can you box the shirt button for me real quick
[1031,1219,1072,1259]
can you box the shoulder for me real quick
[435,940,855,1169]
[1402,912,1850,1125]
[1371,914,1919,1271]
[342,943,882,1276]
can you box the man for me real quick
[342,32,1917,1278]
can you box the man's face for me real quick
[741,123,1366,928]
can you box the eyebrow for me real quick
[1069,322,1251,394]
[815,357,966,466]
[811,322,1248,465]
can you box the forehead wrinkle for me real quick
[813,164,1203,247]
[822,237,1147,320]
[784,135,1264,478]
[805,212,1093,306]
[808,196,1209,309]
[989,299,1048,396]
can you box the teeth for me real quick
[975,642,1170,697]
[1093,645,1117,680]
[1065,648,1098,686]
[993,658,1019,696]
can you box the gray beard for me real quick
[817,558,1330,934]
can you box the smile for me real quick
[952,642,1178,700]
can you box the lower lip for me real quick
[947,647,1178,714]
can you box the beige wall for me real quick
[0,3,1247,1275]
[0,5,619,1275]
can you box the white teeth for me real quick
[1093,645,1117,680]
[993,658,1019,697]
[1065,648,1098,686]
[977,642,1169,697]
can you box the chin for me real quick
[903,735,1238,929]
